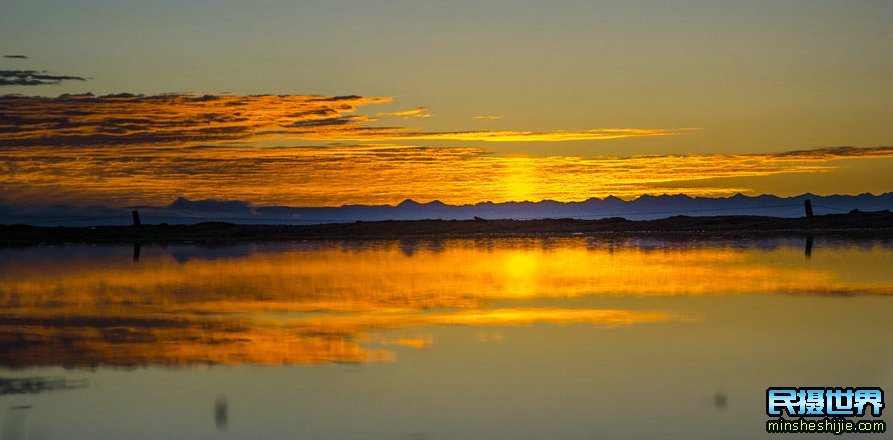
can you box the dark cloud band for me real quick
[0,70,86,86]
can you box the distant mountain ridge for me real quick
[3,192,892,226]
[251,192,891,223]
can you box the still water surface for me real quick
[1,238,891,439]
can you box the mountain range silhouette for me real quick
[3,193,892,226]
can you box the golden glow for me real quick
[499,158,540,203]
[3,144,891,206]
[1,239,890,367]
[377,106,433,118]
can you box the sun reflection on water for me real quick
[0,238,890,367]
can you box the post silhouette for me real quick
[804,199,814,218]
[131,210,141,226]
[215,397,228,431]
[804,235,813,259]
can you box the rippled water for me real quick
[1,238,891,439]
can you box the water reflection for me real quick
[0,238,891,368]
[0,377,88,396]
[1,405,29,440]
[214,396,227,431]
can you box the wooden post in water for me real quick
[131,210,141,226]
[215,397,228,431]
[804,235,813,259]
[804,199,814,219]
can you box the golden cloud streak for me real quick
[0,93,684,145]
[377,106,432,118]
[2,145,891,206]
[294,128,693,142]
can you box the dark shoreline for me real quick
[2,211,892,245]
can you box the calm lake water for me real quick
[1,238,891,439]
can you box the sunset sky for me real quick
[2,0,892,208]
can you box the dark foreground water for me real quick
[1,238,891,439]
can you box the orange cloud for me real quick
[0,93,391,147]
[472,115,503,120]
[2,144,891,206]
[2,93,890,207]
[0,93,688,146]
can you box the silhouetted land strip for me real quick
[1,211,892,245]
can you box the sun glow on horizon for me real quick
[2,143,891,207]
[1,94,892,209]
